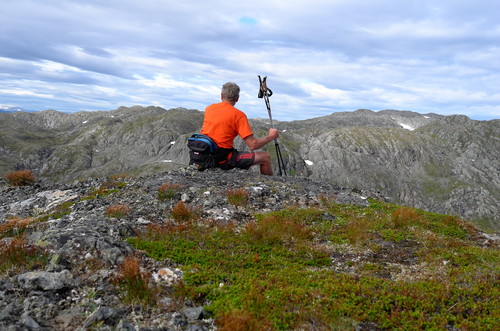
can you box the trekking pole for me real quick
[258,75,287,176]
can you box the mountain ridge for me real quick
[1,106,498,230]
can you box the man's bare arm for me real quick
[244,128,279,150]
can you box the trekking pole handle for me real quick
[258,75,273,98]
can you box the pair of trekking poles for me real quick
[258,75,287,176]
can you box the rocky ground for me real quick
[0,167,497,330]
[0,167,389,330]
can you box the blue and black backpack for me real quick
[187,133,219,171]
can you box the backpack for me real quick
[187,133,219,171]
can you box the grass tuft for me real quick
[3,169,37,186]
[318,192,336,206]
[171,201,197,223]
[106,204,132,218]
[0,217,36,239]
[157,183,181,201]
[216,309,268,331]
[84,179,126,200]
[113,255,157,307]
[245,214,312,248]
[0,237,48,274]
[392,207,419,227]
[227,188,249,207]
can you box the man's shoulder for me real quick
[205,102,222,111]
[233,106,247,117]
[207,102,247,117]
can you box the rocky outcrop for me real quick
[0,168,389,330]
[1,107,498,230]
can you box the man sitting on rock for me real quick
[200,82,279,175]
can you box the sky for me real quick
[1,0,499,121]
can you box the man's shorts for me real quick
[217,150,255,170]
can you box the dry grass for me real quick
[3,170,37,186]
[318,192,336,206]
[0,237,48,273]
[227,188,249,207]
[171,201,197,223]
[157,183,181,201]
[0,217,36,238]
[106,204,132,218]
[346,219,370,244]
[217,309,268,331]
[114,255,157,306]
[109,173,130,180]
[392,207,419,227]
[245,214,313,248]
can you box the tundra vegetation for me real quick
[0,169,498,330]
[129,197,499,330]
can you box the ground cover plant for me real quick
[129,200,499,330]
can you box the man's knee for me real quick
[253,151,270,165]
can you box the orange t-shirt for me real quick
[201,102,253,149]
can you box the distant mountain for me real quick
[1,106,499,231]
[0,107,32,113]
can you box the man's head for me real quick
[221,82,240,102]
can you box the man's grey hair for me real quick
[221,82,240,101]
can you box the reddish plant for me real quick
[106,204,132,218]
[3,170,37,186]
[392,207,419,227]
[114,255,156,306]
[216,309,269,331]
[227,188,249,207]
[0,237,47,273]
[157,183,181,201]
[0,217,35,238]
[171,201,196,223]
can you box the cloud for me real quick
[0,0,499,121]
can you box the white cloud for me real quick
[0,0,499,120]
[0,89,54,99]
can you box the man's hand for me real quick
[269,128,279,140]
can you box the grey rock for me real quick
[170,312,188,328]
[0,302,22,322]
[116,319,136,331]
[0,278,14,291]
[17,270,73,291]
[81,306,125,329]
[20,312,41,330]
[182,307,205,321]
